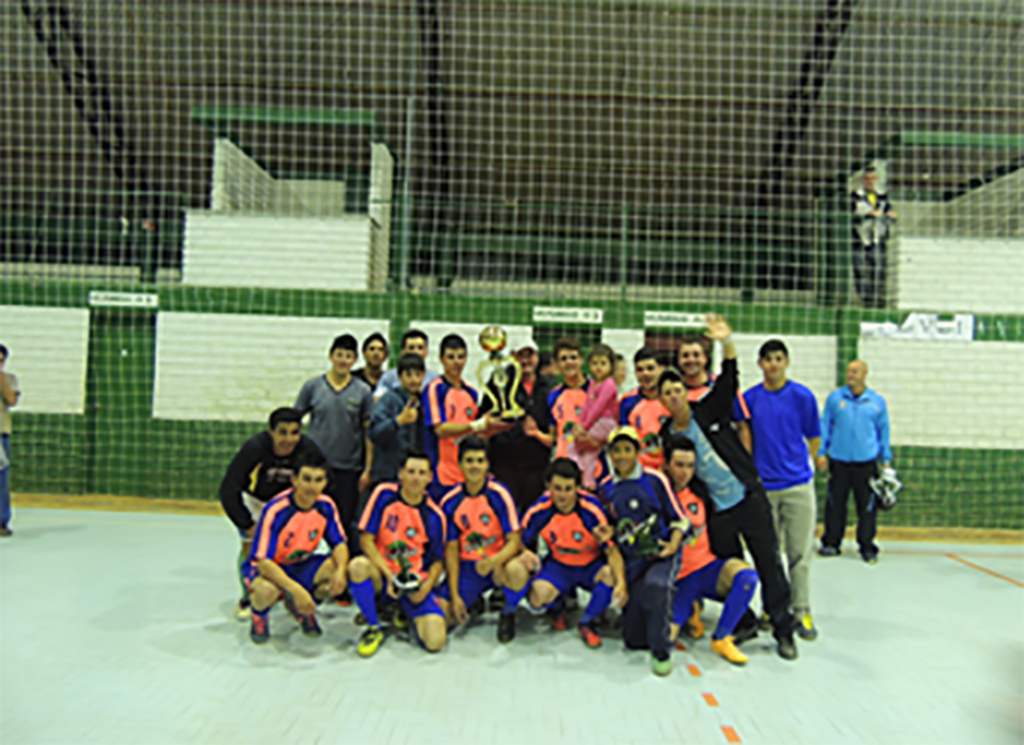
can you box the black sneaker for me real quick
[818,546,840,557]
[497,613,516,643]
[862,552,879,565]
[776,633,798,661]
[250,614,270,644]
[488,589,506,613]
[284,594,322,637]
[469,597,486,623]
[0,526,12,537]
[732,611,760,646]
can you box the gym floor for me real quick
[1,507,1021,744]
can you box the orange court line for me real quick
[702,692,719,707]
[721,725,742,743]
[686,664,702,677]
[946,553,1024,588]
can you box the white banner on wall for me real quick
[153,313,390,422]
[859,338,1024,449]
[0,306,90,415]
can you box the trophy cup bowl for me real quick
[479,325,508,354]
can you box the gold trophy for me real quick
[476,325,526,421]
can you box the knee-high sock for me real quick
[714,569,759,640]
[579,583,613,625]
[501,581,531,616]
[350,578,380,627]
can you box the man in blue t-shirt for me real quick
[741,340,821,641]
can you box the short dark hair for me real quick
[458,435,488,462]
[402,329,428,348]
[546,457,582,485]
[402,450,432,468]
[664,433,696,463]
[678,333,712,369]
[553,337,582,359]
[294,449,328,474]
[588,343,615,365]
[758,339,789,360]
[633,346,660,365]
[268,407,302,430]
[0,343,7,359]
[362,332,388,353]
[397,353,426,375]
[657,368,685,393]
[330,334,358,354]
[440,334,467,355]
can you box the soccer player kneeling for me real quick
[663,435,760,665]
[347,451,448,657]
[518,458,627,649]
[436,437,530,643]
[245,451,350,644]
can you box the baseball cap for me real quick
[608,425,641,449]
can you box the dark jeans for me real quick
[853,240,887,309]
[708,488,794,639]
[622,556,679,663]
[822,460,879,556]
[489,460,548,515]
[327,467,362,549]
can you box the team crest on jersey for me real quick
[839,401,848,409]
[466,407,475,418]
[641,432,662,456]
[406,526,417,539]
[309,529,318,541]
[572,531,584,542]
[480,513,491,525]
[688,502,700,514]
[628,499,639,510]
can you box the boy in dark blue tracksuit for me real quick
[597,425,691,676]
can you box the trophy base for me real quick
[498,410,525,422]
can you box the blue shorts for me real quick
[534,559,607,597]
[383,591,445,620]
[243,554,330,601]
[436,560,496,608]
[672,558,724,625]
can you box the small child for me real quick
[567,344,619,490]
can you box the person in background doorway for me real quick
[0,344,20,537]
[851,167,898,309]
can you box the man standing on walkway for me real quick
[817,360,892,564]
[0,344,20,537]
[743,340,821,640]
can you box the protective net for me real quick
[1,1,1021,529]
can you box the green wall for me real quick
[3,278,1022,529]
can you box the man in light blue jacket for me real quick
[817,360,892,563]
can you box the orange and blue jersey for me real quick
[249,489,347,571]
[547,380,590,459]
[440,478,520,561]
[359,482,446,581]
[423,376,480,486]
[675,486,717,579]
[618,389,671,469]
[521,491,611,567]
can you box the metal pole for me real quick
[399,2,417,290]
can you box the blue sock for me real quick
[579,583,613,626]
[502,582,530,616]
[251,604,269,620]
[350,578,380,627]
[714,569,758,640]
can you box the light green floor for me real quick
[1,508,1022,744]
